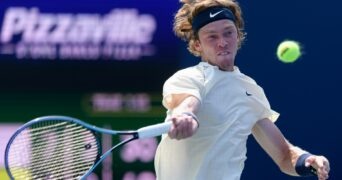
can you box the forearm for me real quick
[279,141,308,176]
[252,119,328,178]
[171,95,200,115]
[252,119,307,176]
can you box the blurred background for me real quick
[0,0,340,179]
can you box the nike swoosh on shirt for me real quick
[209,10,224,18]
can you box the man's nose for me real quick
[218,37,228,47]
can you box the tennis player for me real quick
[154,0,330,180]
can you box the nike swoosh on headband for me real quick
[209,10,224,18]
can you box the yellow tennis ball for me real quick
[277,40,301,63]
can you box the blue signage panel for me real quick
[0,0,179,62]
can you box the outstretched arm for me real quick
[252,118,330,180]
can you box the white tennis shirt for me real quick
[154,62,279,180]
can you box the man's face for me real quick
[195,19,239,71]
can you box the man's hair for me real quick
[173,0,246,57]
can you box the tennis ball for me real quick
[276,40,301,63]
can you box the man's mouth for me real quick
[218,51,230,55]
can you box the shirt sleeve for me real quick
[258,87,280,123]
[262,109,280,123]
[162,68,204,109]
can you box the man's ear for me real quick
[194,40,201,52]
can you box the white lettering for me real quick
[1,7,27,43]
[49,14,73,44]
[90,93,151,112]
[136,14,156,44]
[59,44,100,60]
[1,7,156,45]
[15,43,56,59]
[0,7,157,60]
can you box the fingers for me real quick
[305,155,330,180]
[321,160,330,180]
[168,113,198,140]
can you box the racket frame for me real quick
[4,115,140,180]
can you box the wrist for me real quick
[295,153,317,177]
[182,112,199,128]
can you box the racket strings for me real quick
[19,140,98,174]
[10,123,98,179]
[9,123,95,163]
[22,126,93,156]
[7,120,100,180]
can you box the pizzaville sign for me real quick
[0,7,157,60]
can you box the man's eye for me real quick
[225,31,233,36]
[208,35,216,39]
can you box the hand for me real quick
[305,155,330,180]
[168,113,199,140]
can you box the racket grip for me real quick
[137,121,172,139]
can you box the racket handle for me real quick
[137,121,172,139]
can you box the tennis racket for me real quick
[4,115,171,180]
